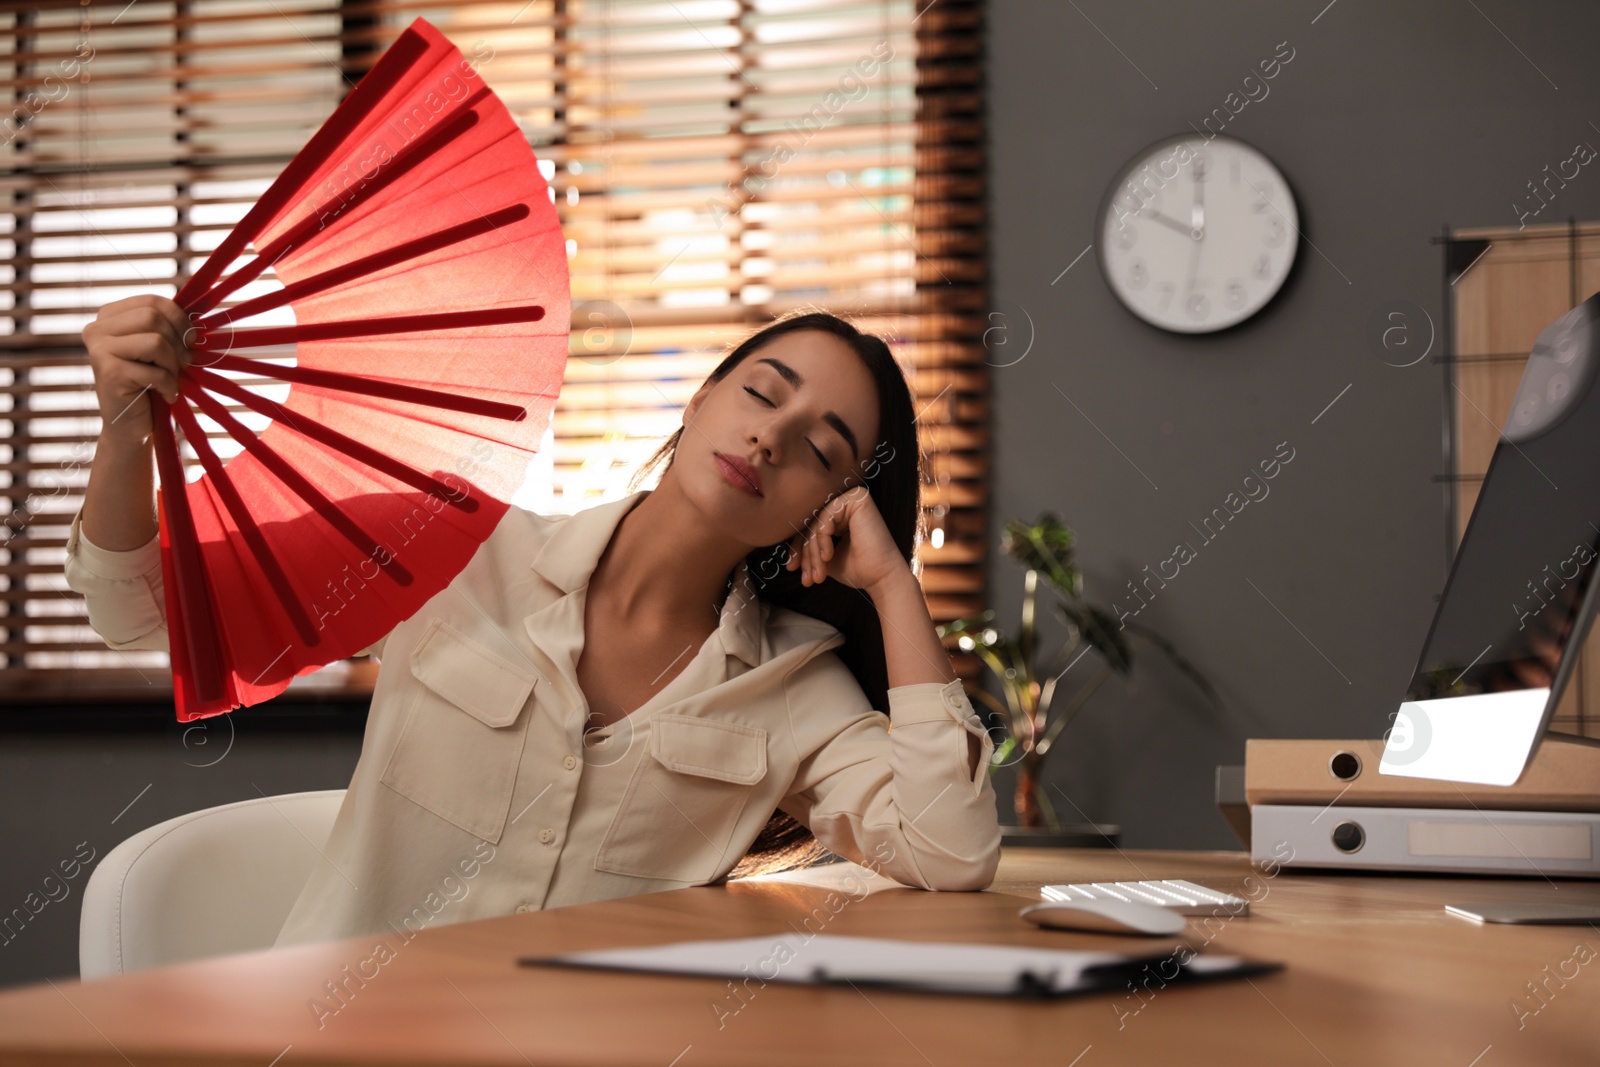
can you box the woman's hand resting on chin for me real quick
[783,485,907,595]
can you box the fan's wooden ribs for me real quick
[176,28,434,305]
[189,365,488,512]
[198,202,530,329]
[200,353,530,423]
[189,93,491,315]
[167,400,322,647]
[149,399,230,705]
[180,382,417,588]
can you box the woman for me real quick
[66,294,1002,948]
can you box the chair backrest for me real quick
[80,789,346,979]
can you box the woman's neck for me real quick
[589,483,752,625]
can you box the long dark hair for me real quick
[626,309,927,878]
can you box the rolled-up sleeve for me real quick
[61,506,390,661]
[778,650,1002,892]
[62,505,170,652]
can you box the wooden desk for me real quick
[1,849,1595,1066]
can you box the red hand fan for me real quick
[148,17,569,722]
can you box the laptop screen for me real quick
[1403,293,1600,709]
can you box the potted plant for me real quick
[939,512,1224,847]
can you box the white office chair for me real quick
[79,789,346,979]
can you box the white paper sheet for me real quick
[525,933,1270,997]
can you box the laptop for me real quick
[1380,289,1600,787]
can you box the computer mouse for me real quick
[1019,898,1188,936]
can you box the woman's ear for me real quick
[683,377,715,427]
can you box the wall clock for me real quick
[1097,134,1299,333]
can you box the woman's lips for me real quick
[715,453,762,496]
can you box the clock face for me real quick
[1098,134,1298,333]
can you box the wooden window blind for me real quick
[0,0,989,704]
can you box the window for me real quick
[0,0,988,703]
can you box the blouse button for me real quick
[562,754,578,770]
[538,828,556,844]
[515,903,531,913]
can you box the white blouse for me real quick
[63,489,1003,947]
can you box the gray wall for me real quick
[983,0,1600,848]
[0,714,362,990]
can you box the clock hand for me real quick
[1192,156,1206,231]
[1142,210,1198,238]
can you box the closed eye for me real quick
[744,386,832,471]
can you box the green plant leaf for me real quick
[1053,600,1134,676]
[961,512,1225,808]
[1001,514,1081,599]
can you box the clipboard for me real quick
[519,933,1282,999]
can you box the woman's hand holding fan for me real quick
[85,296,191,445]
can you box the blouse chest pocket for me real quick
[593,714,768,883]
[377,618,538,844]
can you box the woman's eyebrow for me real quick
[754,356,861,461]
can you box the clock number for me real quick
[1251,183,1275,213]
[1253,254,1271,280]
[1127,261,1148,291]
[1264,217,1286,247]
[1115,222,1137,250]
[1225,280,1246,309]
[1186,292,1209,321]
[1156,282,1174,311]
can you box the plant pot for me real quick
[1000,823,1121,849]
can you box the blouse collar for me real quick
[527,489,764,668]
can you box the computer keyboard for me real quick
[1039,879,1250,916]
